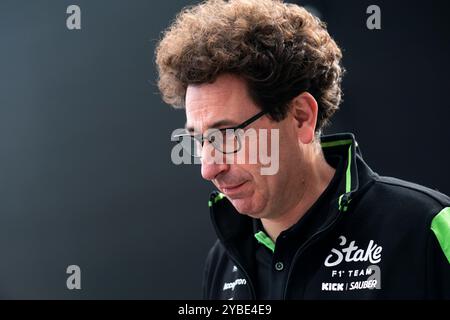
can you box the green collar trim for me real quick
[431,207,450,264]
[208,192,225,207]
[321,138,353,212]
[254,231,275,253]
[321,139,353,148]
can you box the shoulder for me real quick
[348,176,450,267]
[364,175,450,221]
[374,176,450,205]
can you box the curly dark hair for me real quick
[155,0,344,131]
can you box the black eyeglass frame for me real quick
[173,110,268,157]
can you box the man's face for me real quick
[185,74,302,219]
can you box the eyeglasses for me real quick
[173,110,267,158]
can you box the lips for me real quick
[219,181,248,196]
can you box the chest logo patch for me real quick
[321,236,382,292]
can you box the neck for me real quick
[261,147,335,242]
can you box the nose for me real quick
[200,143,229,181]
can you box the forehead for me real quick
[185,74,258,132]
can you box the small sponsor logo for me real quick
[223,278,247,291]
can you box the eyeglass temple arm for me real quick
[237,110,267,129]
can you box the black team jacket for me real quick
[203,133,450,299]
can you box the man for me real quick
[155,0,450,299]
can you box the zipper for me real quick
[283,206,344,299]
[282,178,376,298]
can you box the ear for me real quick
[290,92,318,144]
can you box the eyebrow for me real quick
[185,119,239,133]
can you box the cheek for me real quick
[233,163,266,198]
[235,163,259,185]
[258,154,291,200]
[251,172,272,200]
[276,129,302,175]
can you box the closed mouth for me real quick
[220,181,247,194]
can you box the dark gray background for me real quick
[0,0,448,299]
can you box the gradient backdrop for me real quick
[0,0,449,299]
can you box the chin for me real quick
[229,198,265,219]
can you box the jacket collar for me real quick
[209,132,377,249]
